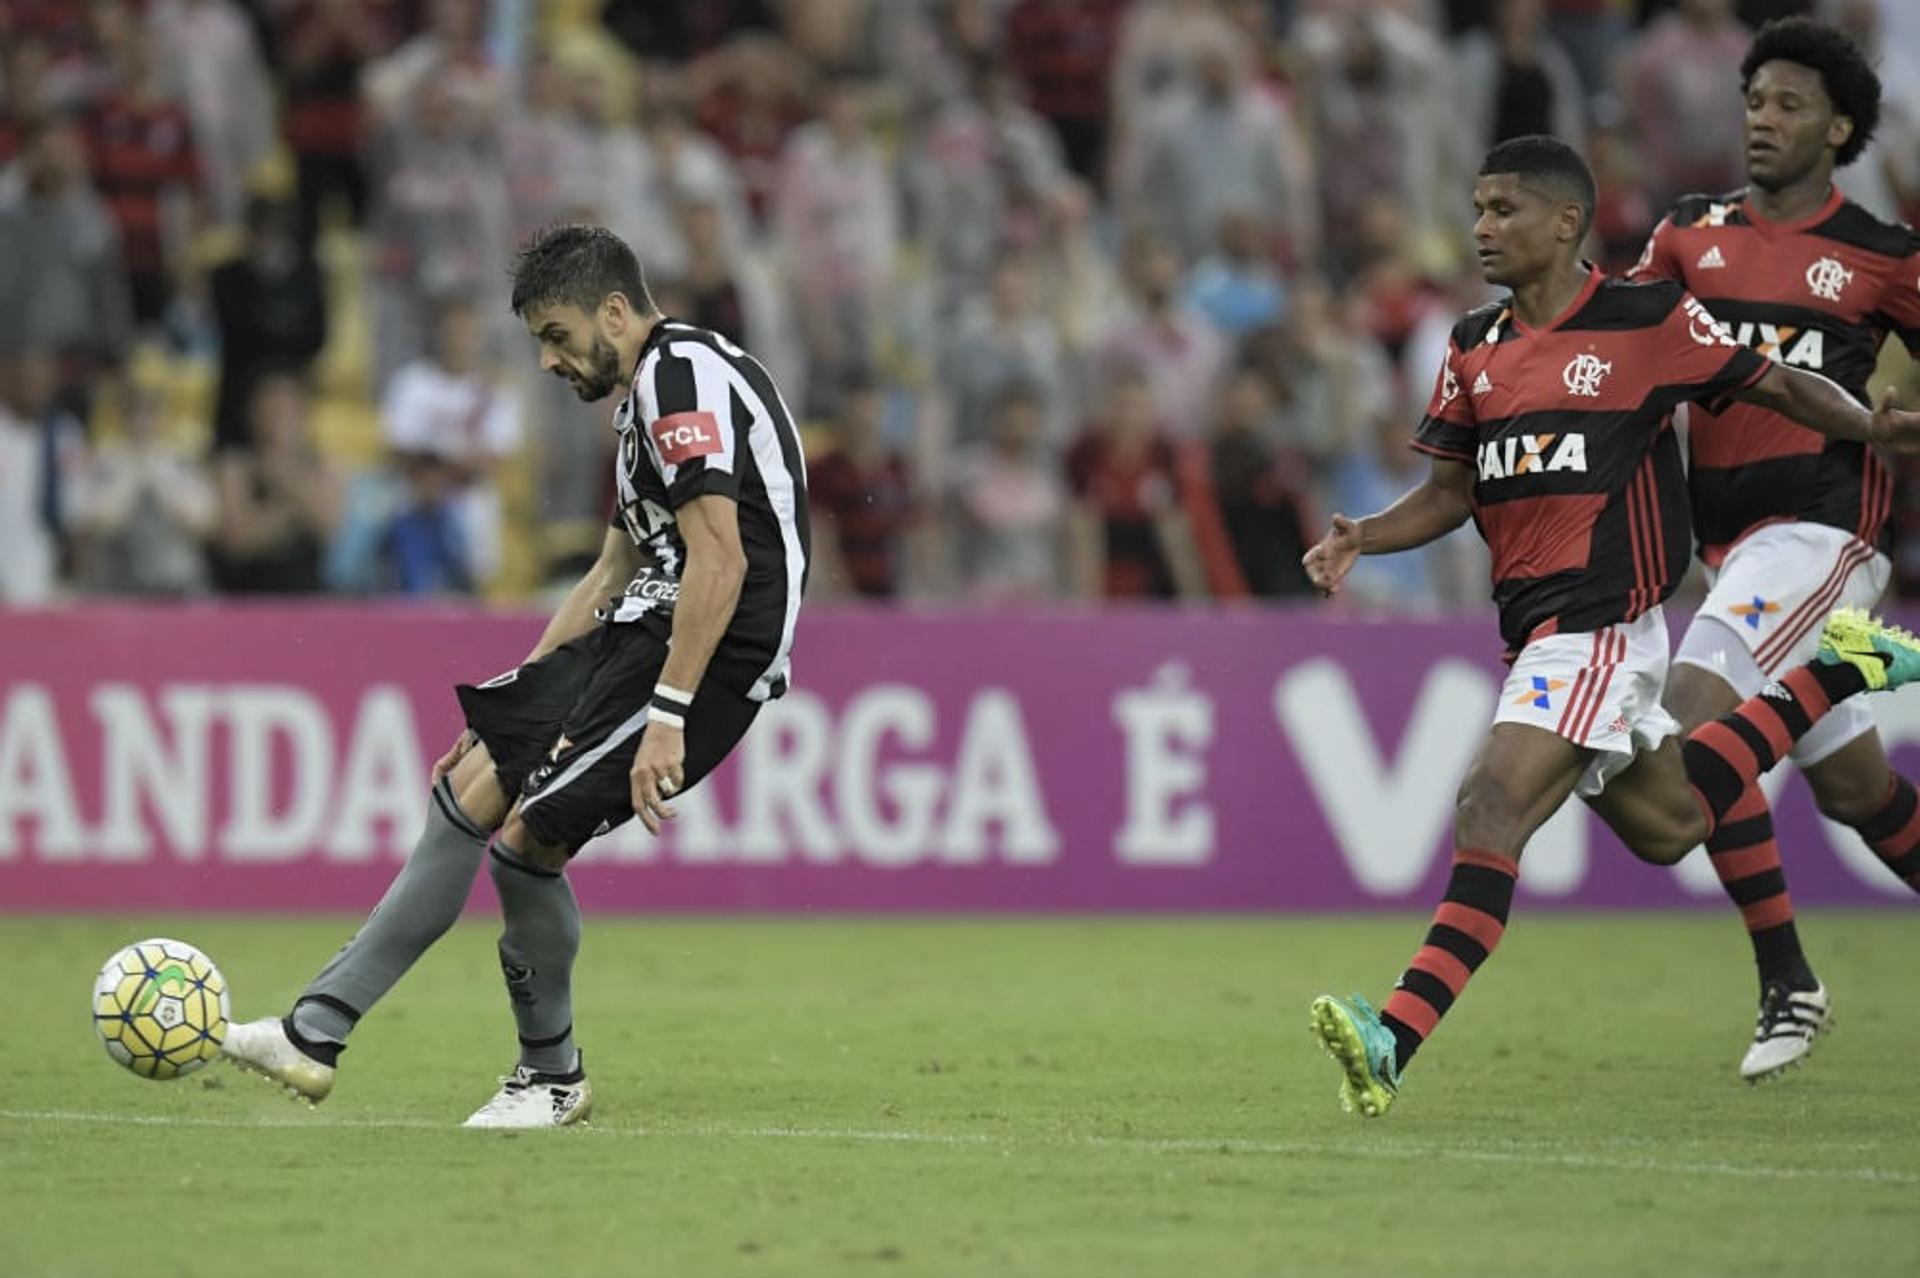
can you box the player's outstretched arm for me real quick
[1735,366,1920,452]
[628,492,747,834]
[1303,456,1474,597]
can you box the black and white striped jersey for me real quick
[602,319,810,701]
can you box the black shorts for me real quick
[455,623,762,853]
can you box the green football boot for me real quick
[1816,607,1920,692]
[1309,993,1401,1118]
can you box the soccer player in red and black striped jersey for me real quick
[1628,18,1920,1082]
[1300,136,1920,1118]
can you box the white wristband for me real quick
[647,705,686,730]
[653,682,695,707]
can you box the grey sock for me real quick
[291,779,490,1051]
[489,844,582,1075]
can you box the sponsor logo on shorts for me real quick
[1513,675,1568,710]
[651,410,724,465]
[1729,596,1781,630]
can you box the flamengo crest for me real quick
[1805,255,1853,302]
[1562,353,1612,398]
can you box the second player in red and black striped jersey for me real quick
[1414,268,1768,653]
[1631,188,1920,562]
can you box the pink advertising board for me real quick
[1,604,1914,912]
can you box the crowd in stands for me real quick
[1,0,1916,610]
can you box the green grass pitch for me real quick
[3,913,1917,1277]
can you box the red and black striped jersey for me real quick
[1630,187,1920,563]
[1415,269,1768,653]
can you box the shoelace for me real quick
[1754,987,1820,1043]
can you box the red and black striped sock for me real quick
[1683,661,1868,831]
[1848,775,1920,894]
[1379,849,1518,1073]
[1704,781,1812,988]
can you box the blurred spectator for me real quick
[1003,0,1127,184]
[563,65,651,251]
[0,115,133,419]
[1589,119,1655,274]
[1110,0,1227,154]
[380,297,521,589]
[1623,0,1750,210]
[0,357,76,603]
[630,88,749,284]
[1099,233,1226,440]
[808,381,916,599]
[1124,26,1316,267]
[1328,409,1448,609]
[382,454,474,595]
[84,22,202,329]
[1202,366,1318,599]
[75,377,214,595]
[208,195,328,452]
[149,0,275,229]
[690,36,811,227]
[676,198,748,342]
[1453,0,1586,151]
[1064,366,1203,600]
[940,253,1072,451]
[773,76,896,418]
[1349,196,1449,368]
[277,0,390,245]
[1296,3,1455,281]
[885,0,1000,114]
[1547,0,1631,108]
[0,36,57,167]
[365,70,510,390]
[210,374,341,594]
[1,348,88,592]
[1187,207,1288,340]
[950,383,1067,602]
[362,0,505,135]
[909,61,1069,310]
[1243,274,1394,467]
[1827,0,1920,225]
[501,50,591,241]
[1030,178,1128,374]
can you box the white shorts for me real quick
[1674,521,1889,766]
[1493,606,1681,798]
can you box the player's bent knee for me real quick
[1810,769,1891,827]
[496,813,572,873]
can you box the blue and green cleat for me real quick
[1816,607,1920,692]
[1308,993,1401,1118]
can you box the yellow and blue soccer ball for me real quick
[92,939,231,1080]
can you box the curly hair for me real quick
[1740,17,1881,168]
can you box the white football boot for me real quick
[1740,982,1833,1082]
[222,1017,336,1103]
[463,1057,593,1129]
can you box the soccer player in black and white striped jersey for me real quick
[221,225,810,1127]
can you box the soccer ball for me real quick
[92,939,231,1080]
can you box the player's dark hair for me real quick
[1478,135,1596,238]
[508,223,652,318]
[1740,17,1880,168]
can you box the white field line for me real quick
[2,1107,1914,1186]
